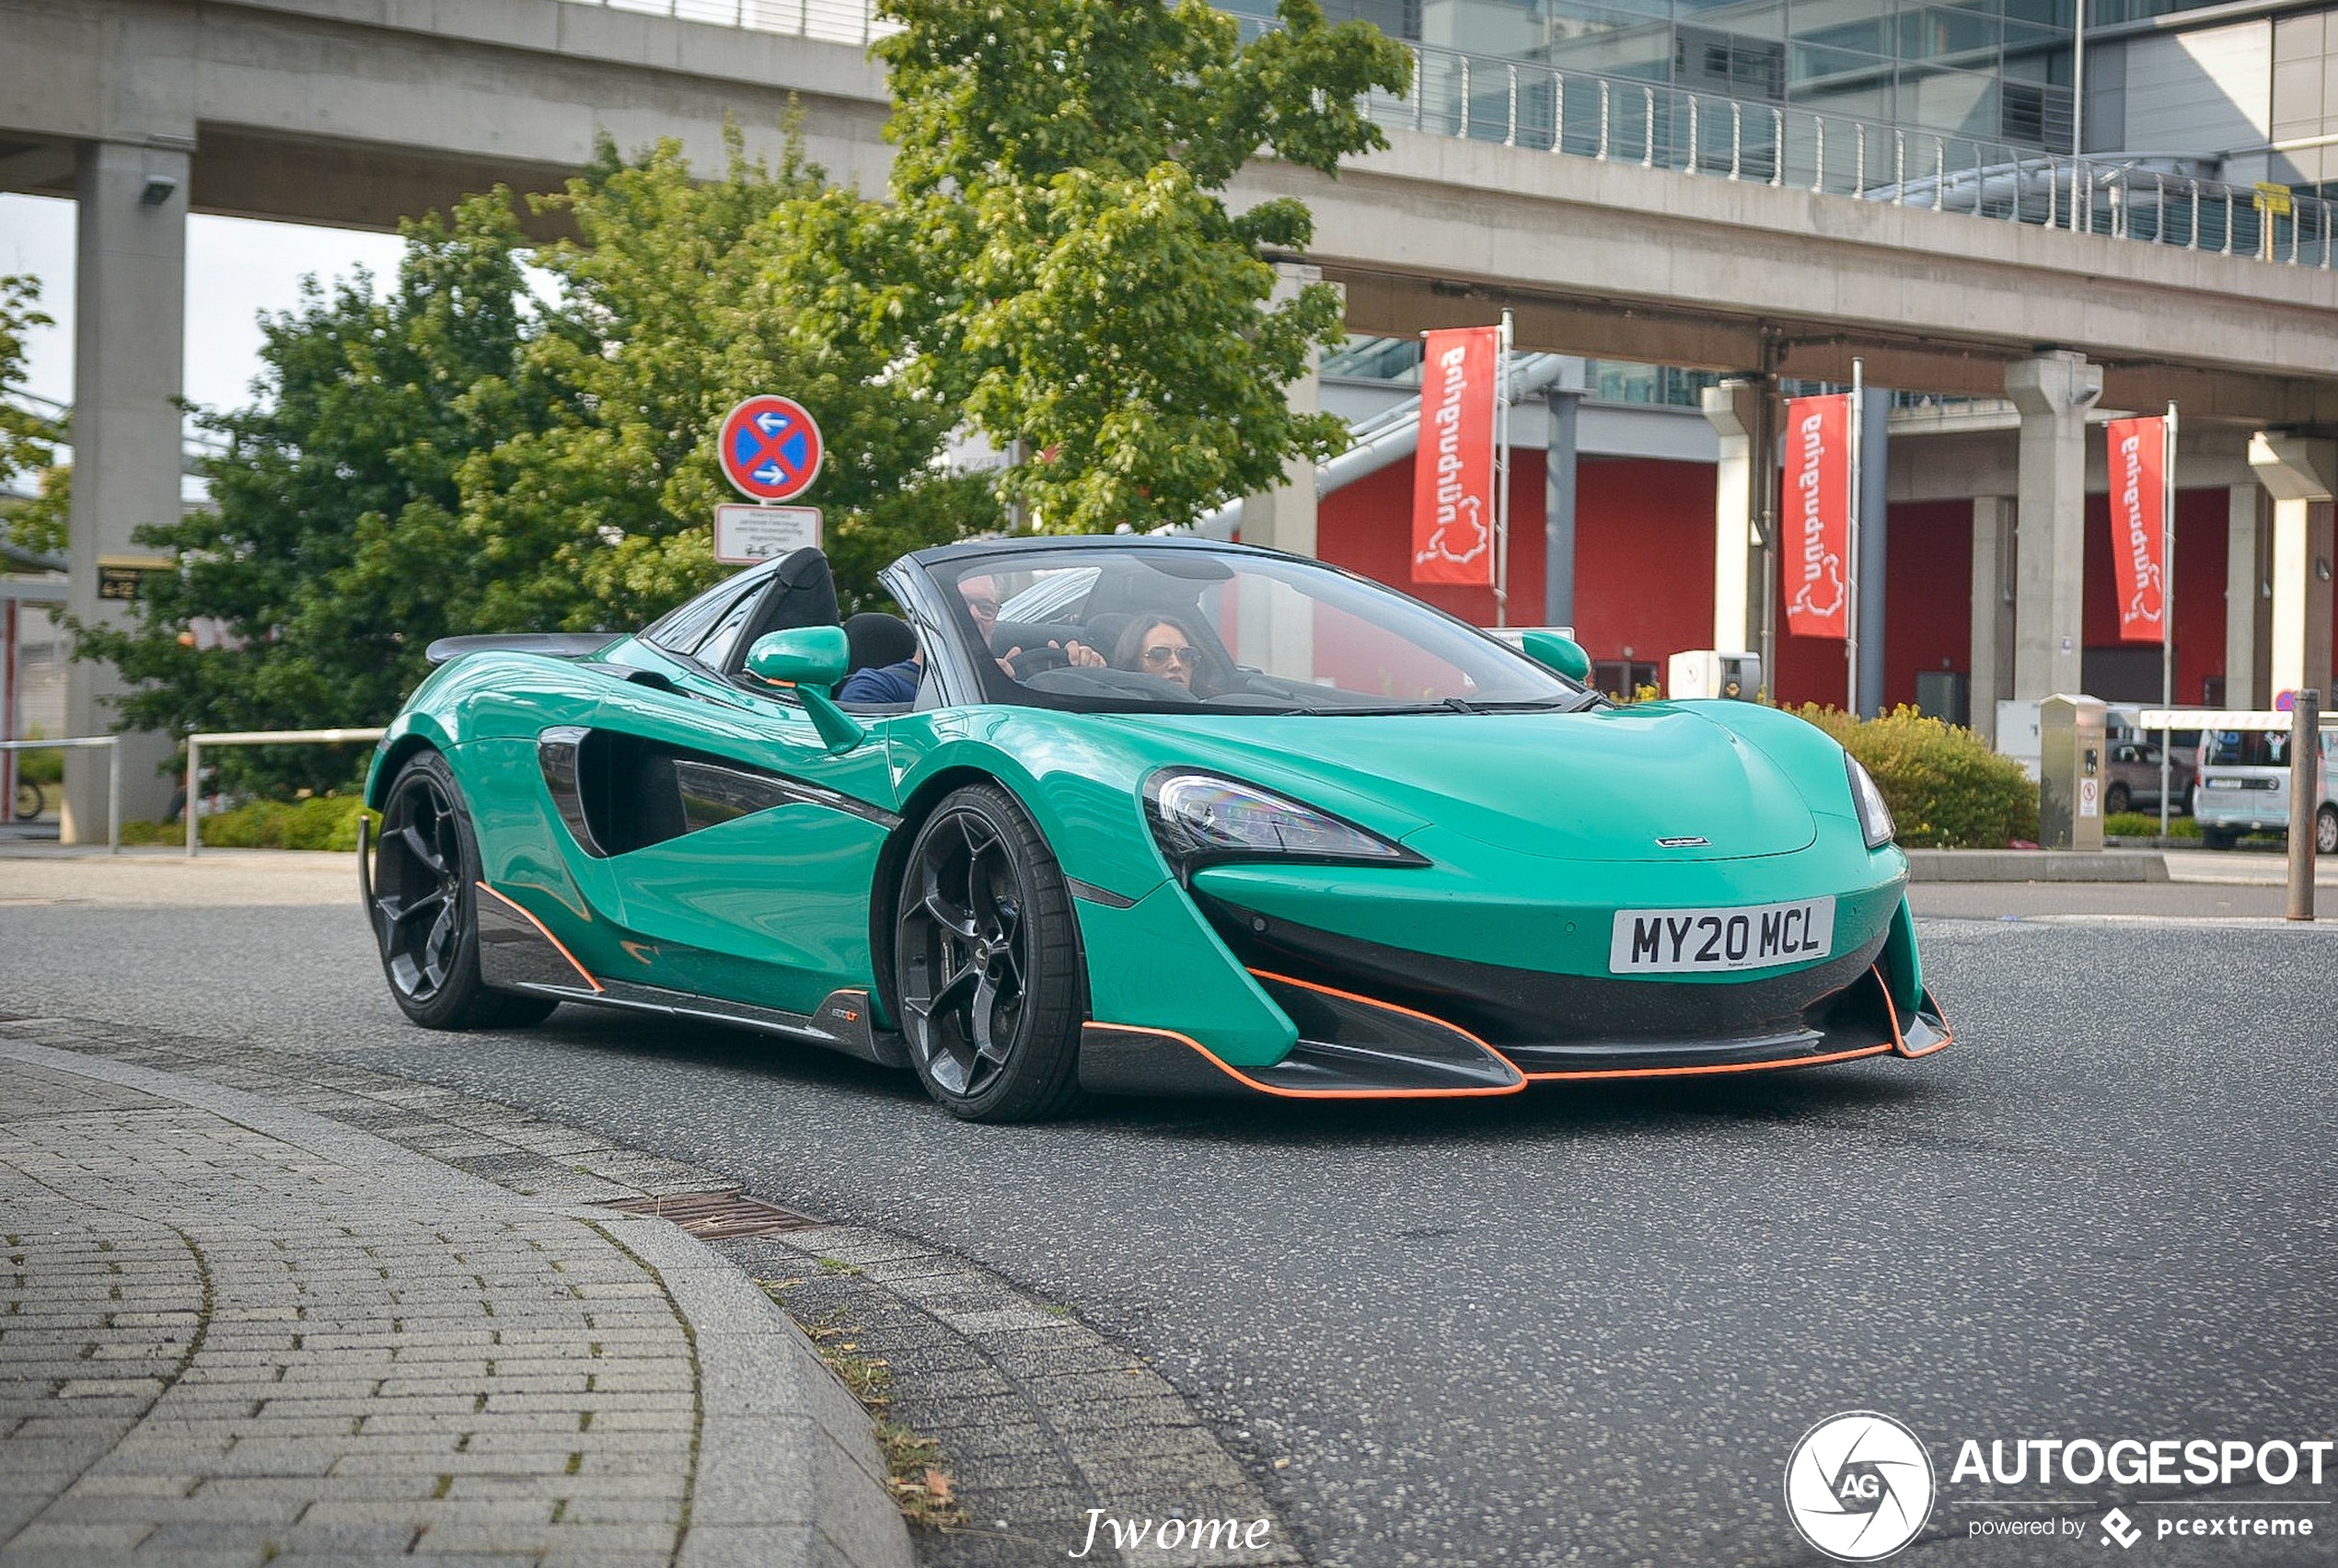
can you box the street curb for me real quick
[1904,848,2170,883]
[0,1032,913,1568]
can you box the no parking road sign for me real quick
[717,395,824,502]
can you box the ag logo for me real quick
[1784,1412,1936,1561]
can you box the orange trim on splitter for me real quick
[1081,1022,1527,1100]
[477,882,604,993]
[1872,963,1954,1058]
[1521,1042,1896,1083]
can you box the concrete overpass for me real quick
[5,0,2335,831]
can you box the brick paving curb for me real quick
[0,1027,911,1568]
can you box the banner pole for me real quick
[1494,311,1513,628]
[2160,400,2178,839]
[1846,361,1863,713]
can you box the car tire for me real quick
[2104,782,2130,815]
[895,782,1088,1123]
[2200,826,2237,851]
[2181,780,2196,816]
[370,750,558,1031]
[2320,804,2338,858]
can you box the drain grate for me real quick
[600,1189,825,1239]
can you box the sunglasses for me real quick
[963,596,1001,617]
[1142,644,1198,668]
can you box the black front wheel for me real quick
[12,780,42,820]
[894,784,1087,1122]
[2104,782,2130,815]
[2319,804,2338,858]
[2200,826,2238,851]
[370,751,555,1031]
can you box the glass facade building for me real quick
[1221,1,2099,147]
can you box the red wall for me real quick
[1316,451,1714,674]
[1318,444,2323,713]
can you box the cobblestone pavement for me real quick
[0,1016,1294,1568]
[0,1025,909,1568]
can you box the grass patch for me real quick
[757,1279,966,1532]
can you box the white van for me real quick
[2192,717,2338,852]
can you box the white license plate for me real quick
[1609,898,1835,974]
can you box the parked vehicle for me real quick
[2193,722,2338,851]
[2103,740,2189,815]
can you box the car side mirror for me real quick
[747,626,849,689]
[1519,629,1592,684]
[745,627,864,753]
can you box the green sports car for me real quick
[363,536,1949,1122]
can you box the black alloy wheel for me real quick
[371,751,554,1031]
[2104,782,2130,815]
[2320,804,2338,858]
[895,783,1086,1122]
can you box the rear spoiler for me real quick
[424,632,620,665]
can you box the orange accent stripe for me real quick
[1522,1043,1895,1082]
[1873,963,1955,1058]
[1083,1022,1526,1100]
[476,882,603,993]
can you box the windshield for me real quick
[2205,732,2291,768]
[928,544,1582,715]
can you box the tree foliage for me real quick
[0,273,63,559]
[876,0,1409,532]
[69,201,545,792]
[75,135,978,790]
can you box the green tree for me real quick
[0,273,63,559]
[876,0,1409,533]
[68,199,546,793]
[461,129,988,630]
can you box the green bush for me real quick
[14,744,63,787]
[1788,704,2039,850]
[118,795,376,851]
[2106,811,2200,839]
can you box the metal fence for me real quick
[563,0,2332,270]
[1387,42,2332,268]
[185,728,385,858]
[561,0,895,47]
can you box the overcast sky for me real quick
[0,192,406,420]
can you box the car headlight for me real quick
[1846,755,1895,849]
[1143,771,1427,876]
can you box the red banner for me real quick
[1780,394,1853,640]
[1411,326,1499,585]
[2106,415,2168,643]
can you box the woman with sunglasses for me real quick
[1112,613,1211,696]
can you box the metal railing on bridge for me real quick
[574,0,2332,271]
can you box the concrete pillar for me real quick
[2224,485,2264,709]
[2249,432,2337,704]
[64,141,189,838]
[1543,376,1583,631]
[1237,262,1324,562]
[1855,386,1889,717]
[1700,380,1763,653]
[1236,262,1323,673]
[2005,351,2102,698]
[1969,496,2016,744]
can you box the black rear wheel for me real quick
[371,751,556,1031]
[2319,804,2338,858]
[895,784,1087,1122]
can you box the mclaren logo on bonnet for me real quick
[1655,836,1710,847]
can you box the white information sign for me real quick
[2078,777,2100,818]
[714,504,823,565]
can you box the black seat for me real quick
[843,612,918,674]
[720,548,841,679]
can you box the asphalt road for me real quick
[5,852,2335,1565]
